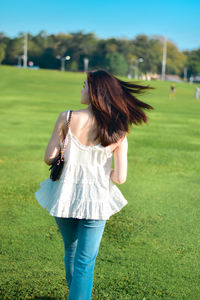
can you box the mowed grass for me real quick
[0,65,200,300]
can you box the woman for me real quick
[35,69,153,300]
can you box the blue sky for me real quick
[1,0,199,51]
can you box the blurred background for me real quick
[0,0,200,82]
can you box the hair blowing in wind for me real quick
[87,69,154,147]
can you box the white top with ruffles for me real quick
[35,111,128,220]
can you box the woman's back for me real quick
[63,108,117,152]
[66,109,100,146]
[61,110,113,173]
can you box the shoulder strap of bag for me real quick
[61,110,72,159]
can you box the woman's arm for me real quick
[110,135,128,184]
[44,112,66,165]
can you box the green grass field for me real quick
[0,65,200,300]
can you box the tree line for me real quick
[0,30,199,78]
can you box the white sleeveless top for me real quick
[35,111,128,220]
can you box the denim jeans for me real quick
[54,216,106,300]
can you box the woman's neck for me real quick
[84,104,93,115]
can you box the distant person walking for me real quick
[170,83,176,98]
[35,69,153,300]
[195,87,199,99]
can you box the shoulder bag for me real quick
[49,110,72,181]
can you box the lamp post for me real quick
[23,33,28,68]
[135,58,144,79]
[184,67,187,82]
[56,55,71,72]
[15,55,24,67]
[161,36,167,80]
[83,58,89,72]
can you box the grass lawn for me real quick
[0,65,200,299]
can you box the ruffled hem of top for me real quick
[35,177,128,220]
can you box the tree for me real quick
[1,31,199,78]
[184,49,200,78]
[3,36,24,65]
[131,35,162,74]
[165,41,186,75]
[39,47,57,69]
[69,61,78,72]
[67,31,98,71]
[0,43,6,63]
[105,52,128,76]
[89,39,108,70]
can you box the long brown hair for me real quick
[87,69,154,146]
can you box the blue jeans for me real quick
[54,217,106,300]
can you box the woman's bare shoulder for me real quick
[70,109,91,121]
[59,109,83,123]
